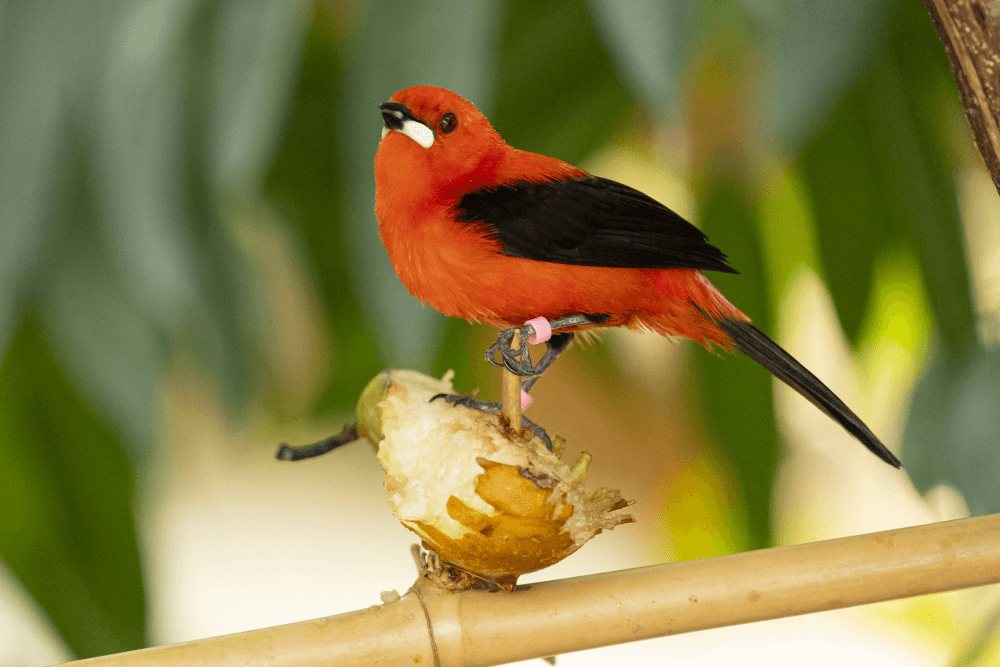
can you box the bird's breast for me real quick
[378,203,510,324]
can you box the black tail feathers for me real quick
[712,316,901,468]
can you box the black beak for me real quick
[380,101,417,131]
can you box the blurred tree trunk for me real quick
[923,0,1000,195]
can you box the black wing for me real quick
[454,175,737,274]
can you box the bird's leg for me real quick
[428,394,554,450]
[485,326,536,376]
[521,333,574,393]
[484,314,593,376]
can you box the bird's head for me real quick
[375,86,505,200]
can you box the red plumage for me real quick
[375,85,742,349]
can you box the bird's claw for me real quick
[429,393,553,450]
[429,393,500,413]
[484,324,542,376]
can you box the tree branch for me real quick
[923,0,1000,194]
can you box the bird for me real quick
[374,84,900,468]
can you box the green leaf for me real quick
[92,0,203,335]
[797,4,975,356]
[585,0,699,116]
[903,345,1000,516]
[39,146,164,455]
[861,57,974,359]
[743,0,898,149]
[798,79,886,347]
[693,176,779,550]
[885,6,977,360]
[0,0,175,456]
[92,0,310,409]
[208,0,311,192]
[0,320,146,659]
[339,0,502,368]
[0,3,72,356]
[492,0,634,165]
[265,22,384,414]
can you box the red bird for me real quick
[374,85,900,468]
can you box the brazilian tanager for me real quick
[374,85,899,468]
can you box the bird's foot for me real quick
[484,315,595,378]
[429,393,553,450]
[430,393,501,413]
[484,324,541,376]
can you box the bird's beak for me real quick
[380,101,414,131]
[379,101,435,148]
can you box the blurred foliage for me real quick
[0,0,996,659]
[264,17,382,414]
[800,6,975,354]
[584,0,698,117]
[742,0,898,149]
[0,320,145,657]
[695,177,780,550]
[0,0,309,657]
[905,345,1000,518]
[491,0,633,162]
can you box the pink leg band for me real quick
[521,317,549,410]
[525,317,552,345]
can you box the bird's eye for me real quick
[439,113,458,134]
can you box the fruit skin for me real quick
[356,371,390,446]
[357,370,633,586]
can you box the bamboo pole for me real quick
[59,513,1000,667]
[500,329,523,434]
